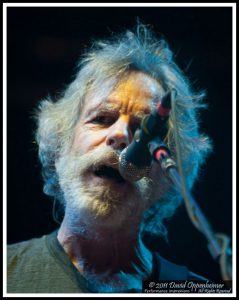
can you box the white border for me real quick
[3,2,236,298]
[232,1,237,297]
[3,2,7,297]
[2,2,237,7]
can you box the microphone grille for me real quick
[119,148,152,181]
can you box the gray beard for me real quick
[55,145,158,234]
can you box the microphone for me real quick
[119,90,172,181]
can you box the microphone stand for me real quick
[148,138,232,282]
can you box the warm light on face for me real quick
[71,71,163,156]
[55,71,166,229]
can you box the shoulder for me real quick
[152,253,207,281]
[7,233,54,270]
[7,235,46,250]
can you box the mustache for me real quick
[65,145,121,176]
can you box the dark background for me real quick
[7,6,232,281]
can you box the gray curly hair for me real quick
[35,24,212,236]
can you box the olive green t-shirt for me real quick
[7,230,205,293]
[7,231,91,293]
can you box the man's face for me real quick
[56,71,165,229]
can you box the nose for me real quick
[106,117,131,150]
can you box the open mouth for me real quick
[93,165,126,184]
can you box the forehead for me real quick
[81,71,164,117]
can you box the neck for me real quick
[57,213,152,282]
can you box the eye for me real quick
[130,120,141,134]
[91,115,116,126]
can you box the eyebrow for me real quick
[85,103,119,119]
[85,101,151,120]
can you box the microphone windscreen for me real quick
[119,148,152,181]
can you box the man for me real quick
[7,24,211,293]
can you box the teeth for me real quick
[93,165,125,183]
[93,164,118,172]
